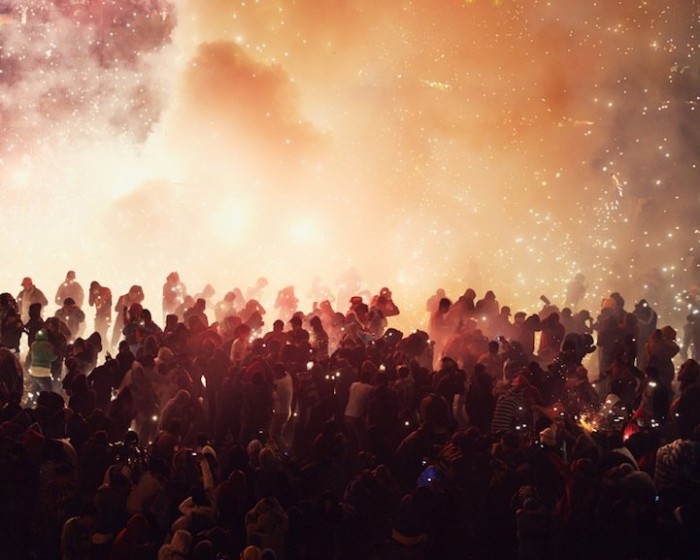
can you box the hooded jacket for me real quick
[30,330,57,371]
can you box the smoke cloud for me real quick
[1,0,699,326]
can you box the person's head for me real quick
[66,270,76,281]
[129,285,144,300]
[661,325,677,342]
[290,315,302,330]
[21,277,33,290]
[63,297,75,307]
[488,340,499,354]
[473,362,487,378]
[167,271,180,283]
[128,303,143,321]
[610,292,625,310]
[438,297,451,312]
[235,324,251,339]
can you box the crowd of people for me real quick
[0,270,700,560]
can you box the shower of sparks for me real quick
[1,0,700,329]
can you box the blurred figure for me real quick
[246,277,268,303]
[429,297,453,370]
[215,291,238,324]
[643,328,680,395]
[54,270,84,308]
[174,295,195,323]
[89,281,113,344]
[336,267,361,313]
[426,288,446,315]
[631,366,670,428]
[512,313,541,361]
[139,308,163,338]
[24,303,44,349]
[183,298,208,329]
[538,312,565,367]
[270,362,293,450]
[112,285,145,350]
[492,306,514,340]
[0,294,23,354]
[681,313,699,360]
[274,286,298,323]
[44,316,69,386]
[307,275,334,305]
[163,272,187,323]
[29,328,57,395]
[446,287,477,327]
[194,283,216,309]
[367,305,388,339]
[241,299,266,334]
[309,315,329,361]
[475,290,499,334]
[634,299,658,365]
[54,298,86,342]
[565,272,587,309]
[371,286,400,317]
[17,276,48,324]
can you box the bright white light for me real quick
[290,219,320,243]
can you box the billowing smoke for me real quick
[1,0,699,327]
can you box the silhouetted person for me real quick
[274,286,298,323]
[89,281,113,345]
[17,276,48,324]
[55,270,84,308]
[55,297,86,341]
[163,272,187,323]
[634,299,658,365]
[112,285,144,350]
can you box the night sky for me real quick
[1,0,700,327]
